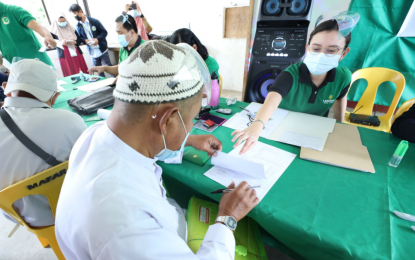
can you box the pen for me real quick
[211,185,262,194]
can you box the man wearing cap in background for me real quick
[0,2,56,66]
[0,59,86,227]
[56,41,259,259]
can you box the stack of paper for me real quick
[204,142,296,201]
[269,111,336,151]
[57,80,68,92]
[78,78,116,92]
[300,123,375,173]
[222,102,335,151]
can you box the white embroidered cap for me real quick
[114,40,205,104]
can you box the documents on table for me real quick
[222,102,335,151]
[222,103,289,139]
[204,142,296,201]
[269,111,336,151]
[57,80,68,92]
[300,123,375,173]
[78,78,115,92]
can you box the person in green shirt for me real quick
[89,14,145,77]
[170,28,220,78]
[0,2,56,66]
[232,19,355,154]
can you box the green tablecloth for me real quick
[53,76,112,126]
[56,77,415,260]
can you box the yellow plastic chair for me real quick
[392,98,415,125]
[219,75,223,96]
[344,67,406,133]
[0,162,68,260]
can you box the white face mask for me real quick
[303,52,342,76]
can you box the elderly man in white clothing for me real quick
[0,59,87,227]
[55,40,259,259]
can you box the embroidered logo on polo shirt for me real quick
[2,17,10,25]
[323,94,335,104]
[92,26,96,31]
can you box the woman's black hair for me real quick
[170,28,209,60]
[308,20,352,49]
[115,15,138,34]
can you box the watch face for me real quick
[227,217,237,229]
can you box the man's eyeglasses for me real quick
[308,45,345,57]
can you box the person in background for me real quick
[231,19,354,154]
[0,59,87,226]
[0,55,9,103]
[69,4,112,77]
[0,2,56,66]
[170,28,220,77]
[55,40,258,259]
[89,15,145,77]
[50,13,88,77]
[123,1,152,41]
[392,104,415,143]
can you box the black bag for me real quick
[68,86,115,115]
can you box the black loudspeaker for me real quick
[244,0,313,103]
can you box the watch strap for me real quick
[216,216,237,231]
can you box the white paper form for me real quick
[222,103,289,139]
[57,80,69,92]
[78,78,116,92]
[204,142,296,201]
[269,111,336,151]
[212,151,266,178]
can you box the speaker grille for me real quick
[262,0,283,16]
[287,0,310,16]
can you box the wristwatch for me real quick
[216,216,237,231]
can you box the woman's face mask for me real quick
[155,111,190,164]
[58,22,67,27]
[303,51,342,76]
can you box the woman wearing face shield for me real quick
[89,15,145,77]
[232,18,357,154]
[50,14,88,77]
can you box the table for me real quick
[55,77,415,260]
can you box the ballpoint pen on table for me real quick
[211,185,262,194]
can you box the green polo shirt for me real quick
[205,56,220,77]
[0,3,52,66]
[270,62,351,117]
[118,38,146,63]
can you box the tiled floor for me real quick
[0,217,57,260]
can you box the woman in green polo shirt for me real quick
[232,19,355,154]
[170,28,220,78]
[89,14,145,77]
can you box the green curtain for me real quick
[341,0,415,107]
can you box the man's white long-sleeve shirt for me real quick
[55,121,235,260]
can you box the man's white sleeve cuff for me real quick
[202,223,235,254]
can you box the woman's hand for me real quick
[61,39,67,46]
[231,123,263,155]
